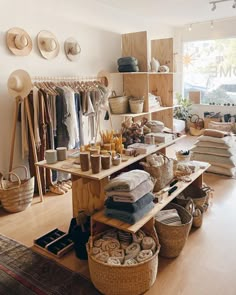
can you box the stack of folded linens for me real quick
[117,56,139,72]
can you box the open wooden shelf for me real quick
[91,163,210,234]
[110,106,175,118]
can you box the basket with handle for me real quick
[176,184,207,207]
[0,165,34,213]
[109,91,129,114]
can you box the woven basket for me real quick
[109,91,129,114]
[0,166,34,213]
[155,203,192,258]
[140,154,174,192]
[87,225,160,295]
[192,205,204,228]
[176,185,207,207]
[129,98,144,114]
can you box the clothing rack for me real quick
[32,75,102,82]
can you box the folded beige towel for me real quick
[107,257,121,265]
[94,251,110,263]
[136,249,153,263]
[91,247,102,256]
[124,258,138,265]
[110,249,125,263]
[141,237,156,253]
[101,239,120,252]
[125,242,141,260]
[132,230,146,244]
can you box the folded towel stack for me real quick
[104,170,155,224]
[92,228,157,265]
[155,209,182,225]
[117,56,139,72]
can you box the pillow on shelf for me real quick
[207,165,236,177]
[191,145,236,157]
[208,121,234,132]
[203,129,228,138]
[198,135,235,146]
[194,140,232,149]
[191,152,236,168]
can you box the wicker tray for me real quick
[87,223,160,295]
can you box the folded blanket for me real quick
[104,170,150,192]
[91,247,103,256]
[117,56,138,66]
[136,249,153,263]
[101,239,120,252]
[132,230,146,244]
[94,251,110,263]
[106,178,154,203]
[124,258,138,265]
[141,237,156,253]
[118,64,139,72]
[107,257,121,265]
[125,242,141,260]
[105,192,154,213]
[105,202,154,225]
[155,209,182,226]
[110,249,125,263]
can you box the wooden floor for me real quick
[1,136,236,295]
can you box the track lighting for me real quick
[209,0,235,11]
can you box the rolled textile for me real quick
[104,170,150,192]
[106,178,154,203]
[91,247,103,256]
[93,239,105,248]
[120,242,130,250]
[132,229,146,244]
[124,258,138,265]
[101,239,120,252]
[125,242,141,261]
[107,257,121,265]
[94,251,110,263]
[105,192,154,212]
[105,202,154,225]
[118,231,133,244]
[102,229,118,240]
[141,237,156,253]
[110,249,125,263]
[136,250,153,263]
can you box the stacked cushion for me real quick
[117,56,139,72]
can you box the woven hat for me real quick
[6,27,32,56]
[7,69,32,98]
[64,37,81,61]
[37,30,60,60]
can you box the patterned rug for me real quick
[0,234,100,295]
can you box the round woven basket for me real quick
[87,228,160,295]
[176,185,207,207]
[0,166,34,213]
[129,99,144,114]
[109,95,129,114]
[155,203,192,258]
[192,205,204,228]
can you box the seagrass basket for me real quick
[109,91,129,114]
[192,205,204,228]
[129,98,144,114]
[0,166,34,213]
[155,203,192,258]
[176,185,207,207]
[86,224,160,295]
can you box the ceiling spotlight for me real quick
[212,3,216,10]
[188,24,192,31]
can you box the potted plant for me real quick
[174,93,192,131]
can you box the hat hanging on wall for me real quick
[7,69,32,99]
[37,30,60,60]
[6,27,32,56]
[64,37,81,61]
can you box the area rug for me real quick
[0,234,100,295]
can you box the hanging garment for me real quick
[33,86,41,149]
[21,100,29,159]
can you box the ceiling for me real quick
[96,0,236,26]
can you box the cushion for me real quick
[198,135,236,146]
[194,140,232,149]
[203,129,228,138]
[207,165,235,177]
[208,121,234,132]
[191,153,236,168]
[191,145,236,157]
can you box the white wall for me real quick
[0,0,174,174]
[173,17,236,119]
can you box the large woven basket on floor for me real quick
[176,184,207,207]
[0,166,34,213]
[87,224,160,295]
[155,203,192,258]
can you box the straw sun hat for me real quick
[64,37,81,61]
[7,69,32,99]
[37,30,60,60]
[6,27,32,56]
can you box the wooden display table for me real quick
[35,137,183,217]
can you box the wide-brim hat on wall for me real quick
[6,27,32,56]
[37,30,60,60]
[64,37,81,61]
[8,69,32,98]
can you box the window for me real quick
[183,38,236,105]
